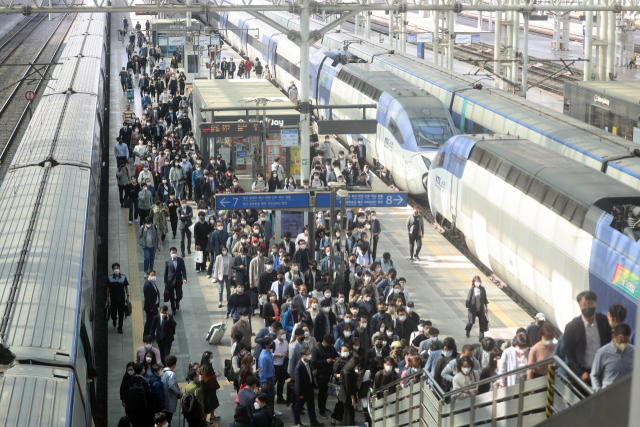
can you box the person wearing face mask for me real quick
[193,212,211,272]
[464,276,489,341]
[176,197,193,257]
[120,362,136,413]
[140,217,162,273]
[230,178,246,194]
[496,332,531,388]
[526,312,547,346]
[405,301,420,331]
[231,245,253,293]
[406,206,424,262]
[313,298,337,343]
[142,269,162,336]
[183,369,206,426]
[284,262,302,288]
[365,334,390,370]
[126,363,153,426]
[252,172,269,192]
[433,338,459,392]
[126,177,141,225]
[161,355,183,425]
[211,244,233,309]
[106,263,130,334]
[138,182,154,224]
[137,334,161,364]
[292,239,311,274]
[270,272,291,309]
[373,357,398,399]
[526,323,557,380]
[150,305,177,364]
[590,323,634,392]
[607,303,628,333]
[293,347,325,427]
[441,344,481,384]
[563,291,612,384]
[163,247,187,315]
[394,307,413,341]
[166,194,180,239]
[199,350,223,422]
[148,363,168,415]
[451,356,479,399]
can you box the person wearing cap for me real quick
[526,313,546,346]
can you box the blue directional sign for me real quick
[216,193,309,209]
[237,150,248,158]
[316,192,407,208]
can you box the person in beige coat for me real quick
[213,246,234,308]
[249,246,267,313]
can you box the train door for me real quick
[448,152,465,224]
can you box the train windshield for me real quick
[410,118,453,147]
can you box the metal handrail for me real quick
[440,355,593,398]
[368,366,445,399]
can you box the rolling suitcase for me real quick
[205,320,227,344]
[126,89,134,100]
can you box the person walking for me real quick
[213,245,233,308]
[138,182,154,223]
[161,355,183,425]
[143,270,161,336]
[208,220,229,278]
[464,276,489,341]
[178,198,193,257]
[184,369,207,427]
[126,176,141,225]
[257,337,279,415]
[106,263,130,334]
[151,197,169,242]
[200,351,222,422]
[193,211,211,272]
[293,347,324,427]
[151,305,177,363]
[591,323,634,391]
[406,206,424,261]
[126,363,152,427]
[164,247,187,314]
[140,217,162,273]
[116,162,131,208]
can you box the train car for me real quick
[201,4,454,195]
[428,134,640,331]
[0,12,108,427]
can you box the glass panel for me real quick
[410,118,454,147]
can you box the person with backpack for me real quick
[148,364,167,416]
[254,58,263,79]
[183,369,206,426]
[127,363,152,427]
[162,355,183,425]
[252,393,276,427]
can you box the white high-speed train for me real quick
[202,5,455,195]
[428,134,640,330]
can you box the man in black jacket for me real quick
[364,334,390,370]
[150,305,177,364]
[119,122,133,153]
[232,246,253,286]
[119,66,128,92]
[106,262,130,334]
[312,334,338,419]
[164,247,188,314]
[406,206,424,262]
[314,299,337,343]
[142,269,160,336]
[394,306,414,341]
[294,347,324,427]
[564,291,612,383]
[127,363,152,427]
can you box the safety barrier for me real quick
[368,356,592,427]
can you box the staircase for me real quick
[367,356,594,427]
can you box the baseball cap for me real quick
[535,313,546,321]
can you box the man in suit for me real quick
[232,246,252,287]
[281,231,296,258]
[313,299,336,343]
[355,138,367,171]
[150,305,177,364]
[564,291,612,384]
[177,198,193,257]
[364,333,390,369]
[164,247,187,314]
[143,269,161,336]
[293,347,324,427]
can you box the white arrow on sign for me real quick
[395,196,404,204]
[219,198,229,207]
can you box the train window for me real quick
[410,118,453,147]
[432,151,445,168]
[388,118,405,144]
[563,98,570,112]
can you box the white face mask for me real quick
[364,296,371,302]
[407,307,413,313]
[127,370,134,375]
[474,282,481,287]
[338,298,345,304]
[312,303,319,309]
[393,289,400,294]
[386,331,393,337]
[304,331,310,337]
[461,367,471,375]
[325,293,331,299]
[344,331,352,338]
[146,357,152,363]
[361,323,367,329]
[242,316,249,322]
[341,351,349,358]
[443,350,452,358]
[222,250,228,255]
[218,226,223,231]
[301,245,307,250]
[344,318,352,324]
[145,344,152,349]
[280,334,287,340]
[254,402,261,410]
[323,307,330,313]
[515,347,526,355]
[398,315,407,322]
[418,326,424,332]
[113,269,120,275]
[384,365,393,372]
[542,339,553,347]
[364,277,371,283]
[171,253,177,259]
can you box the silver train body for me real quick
[428,135,640,331]
[0,12,108,427]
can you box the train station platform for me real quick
[106,7,534,427]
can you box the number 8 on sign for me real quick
[386,196,392,205]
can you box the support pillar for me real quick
[433,0,439,66]
[365,1,371,38]
[401,0,407,52]
[448,10,454,69]
[494,10,501,86]
[478,10,482,30]
[512,4,519,87]
[584,1,593,80]
[389,7,394,48]
[300,0,311,179]
[607,8,615,79]
[506,9,512,82]
[599,4,608,80]
[522,12,529,96]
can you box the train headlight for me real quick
[422,156,432,170]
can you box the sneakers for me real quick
[206,275,211,278]
[415,255,421,261]
[128,221,132,225]
[318,412,328,419]
[135,218,139,222]
[274,410,283,416]
[409,257,414,262]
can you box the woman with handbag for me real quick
[200,351,222,422]
[236,354,255,401]
[230,344,248,390]
[331,356,361,426]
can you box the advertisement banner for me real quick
[612,263,639,301]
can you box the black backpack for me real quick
[271,415,285,427]
[181,385,202,421]
[127,381,149,412]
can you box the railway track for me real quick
[0,13,75,178]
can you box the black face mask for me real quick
[581,307,596,318]
[375,343,383,349]
[278,278,284,283]
[379,309,386,315]
[350,259,356,264]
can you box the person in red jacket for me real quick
[244,59,253,79]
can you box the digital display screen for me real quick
[200,122,262,137]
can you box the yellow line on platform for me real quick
[127,217,145,359]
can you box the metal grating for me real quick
[487,156,501,174]
[496,162,511,180]
[542,187,559,209]
[527,179,548,203]
[561,198,579,221]
[514,173,532,193]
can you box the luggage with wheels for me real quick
[126,89,134,100]
[205,320,227,344]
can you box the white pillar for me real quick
[599,6,608,80]
[401,0,407,52]
[389,8,394,48]
[585,2,593,80]
[300,0,311,180]
[448,10,454,69]
[366,3,371,38]
[433,0,439,66]
[494,10,501,86]
[607,9,615,80]
[522,12,529,96]
[512,6,519,88]
[478,10,482,30]
[355,11,360,36]
[506,9,512,83]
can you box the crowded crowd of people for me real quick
[111,22,634,427]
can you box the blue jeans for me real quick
[172,181,183,200]
[217,275,231,302]
[244,70,251,79]
[261,377,276,402]
[143,246,156,273]
[121,36,125,46]
[128,197,139,221]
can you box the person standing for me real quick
[164,247,187,314]
[140,217,161,273]
[106,263,130,334]
[193,212,211,272]
[212,245,233,308]
[312,334,338,419]
[151,305,177,363]
[232,246,252,291]
[178,198,193,257]
[116,162,131,208]
[126,363,152,427]
[161,355,183,425]
[406,206,424,262]
[273,327,289,404]
[126,176,141,225]
[355,138,366,171]
[200,351,222,422]
[564,291,612,384]
[464,276,489,341]
[184,369,207,427]
[258,337,278,413]
[591,323,634,391]
[293,347,324,427]
[526,313,546,347]
[208,221,228,278]
[143,270,161,336]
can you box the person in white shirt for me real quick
[273,327,290,403]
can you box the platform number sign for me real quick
[25,91,35,101]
